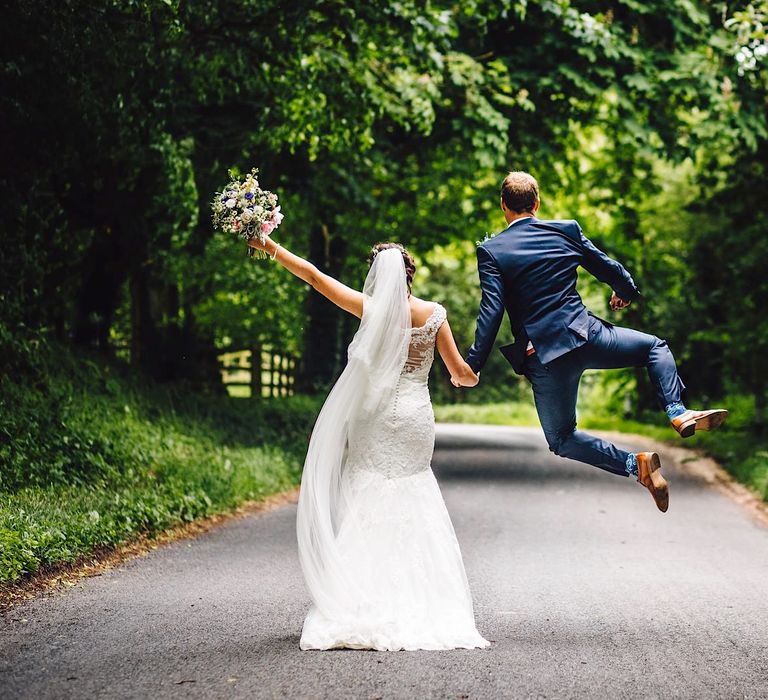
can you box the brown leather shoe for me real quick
[671,409,728,438]
[636,452,669,513]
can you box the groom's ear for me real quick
[533,198,540,213]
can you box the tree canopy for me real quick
[1,0,766,418]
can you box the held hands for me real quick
[451,369,480,388]
[610,292,631,311]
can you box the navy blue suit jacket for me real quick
[466,217,640,375]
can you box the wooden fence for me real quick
[218,346,298,398]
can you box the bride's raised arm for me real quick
[248,235,364,318]
[436,320,480,387]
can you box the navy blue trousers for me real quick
[524,314,685,476]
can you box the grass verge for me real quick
[0,335,319,585]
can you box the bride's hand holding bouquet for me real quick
[246,229,276,256]
[211,168,283,259]
[210,168,361,315]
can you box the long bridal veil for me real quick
[296,248,411,619]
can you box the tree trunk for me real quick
[178,303,225,392]
[755,389,765,432]
[72,226,127,351]
[298,223,347,393]
[250,343,262,399]
[129,261,160,376]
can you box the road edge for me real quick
[0,488,299,612]
[4,428,766,612]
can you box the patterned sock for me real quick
[625,453,638,478]
[665,401,687,420]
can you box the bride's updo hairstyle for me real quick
[368,242,416,294]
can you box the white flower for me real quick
[225,198,237,208]
[241,208,253,223]
[253,205,264,216]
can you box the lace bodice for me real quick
[344,302,447,480]
[402,303,447,381]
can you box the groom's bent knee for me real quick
[648,335,675,364]
[544,429,574,458]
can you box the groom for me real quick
[465,171,727,512]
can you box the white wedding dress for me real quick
[297,253,489,651]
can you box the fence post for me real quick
[271,351,278,398]
[250,344,262,399]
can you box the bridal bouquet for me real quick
[211,168,283,258]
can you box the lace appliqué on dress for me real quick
[403,303,447,378]
[345,303,447,480]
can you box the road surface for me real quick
[2,425,767,699]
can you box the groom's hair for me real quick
[501,171,539,213]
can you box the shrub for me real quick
[0,336,318,582]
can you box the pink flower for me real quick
[271,206,284,226]
[261,220,276,235]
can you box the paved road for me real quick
[2,425,768,699]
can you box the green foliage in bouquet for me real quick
[211,169,283,259]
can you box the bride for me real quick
[248,234,489,651]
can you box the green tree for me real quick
[3,0,766,401]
